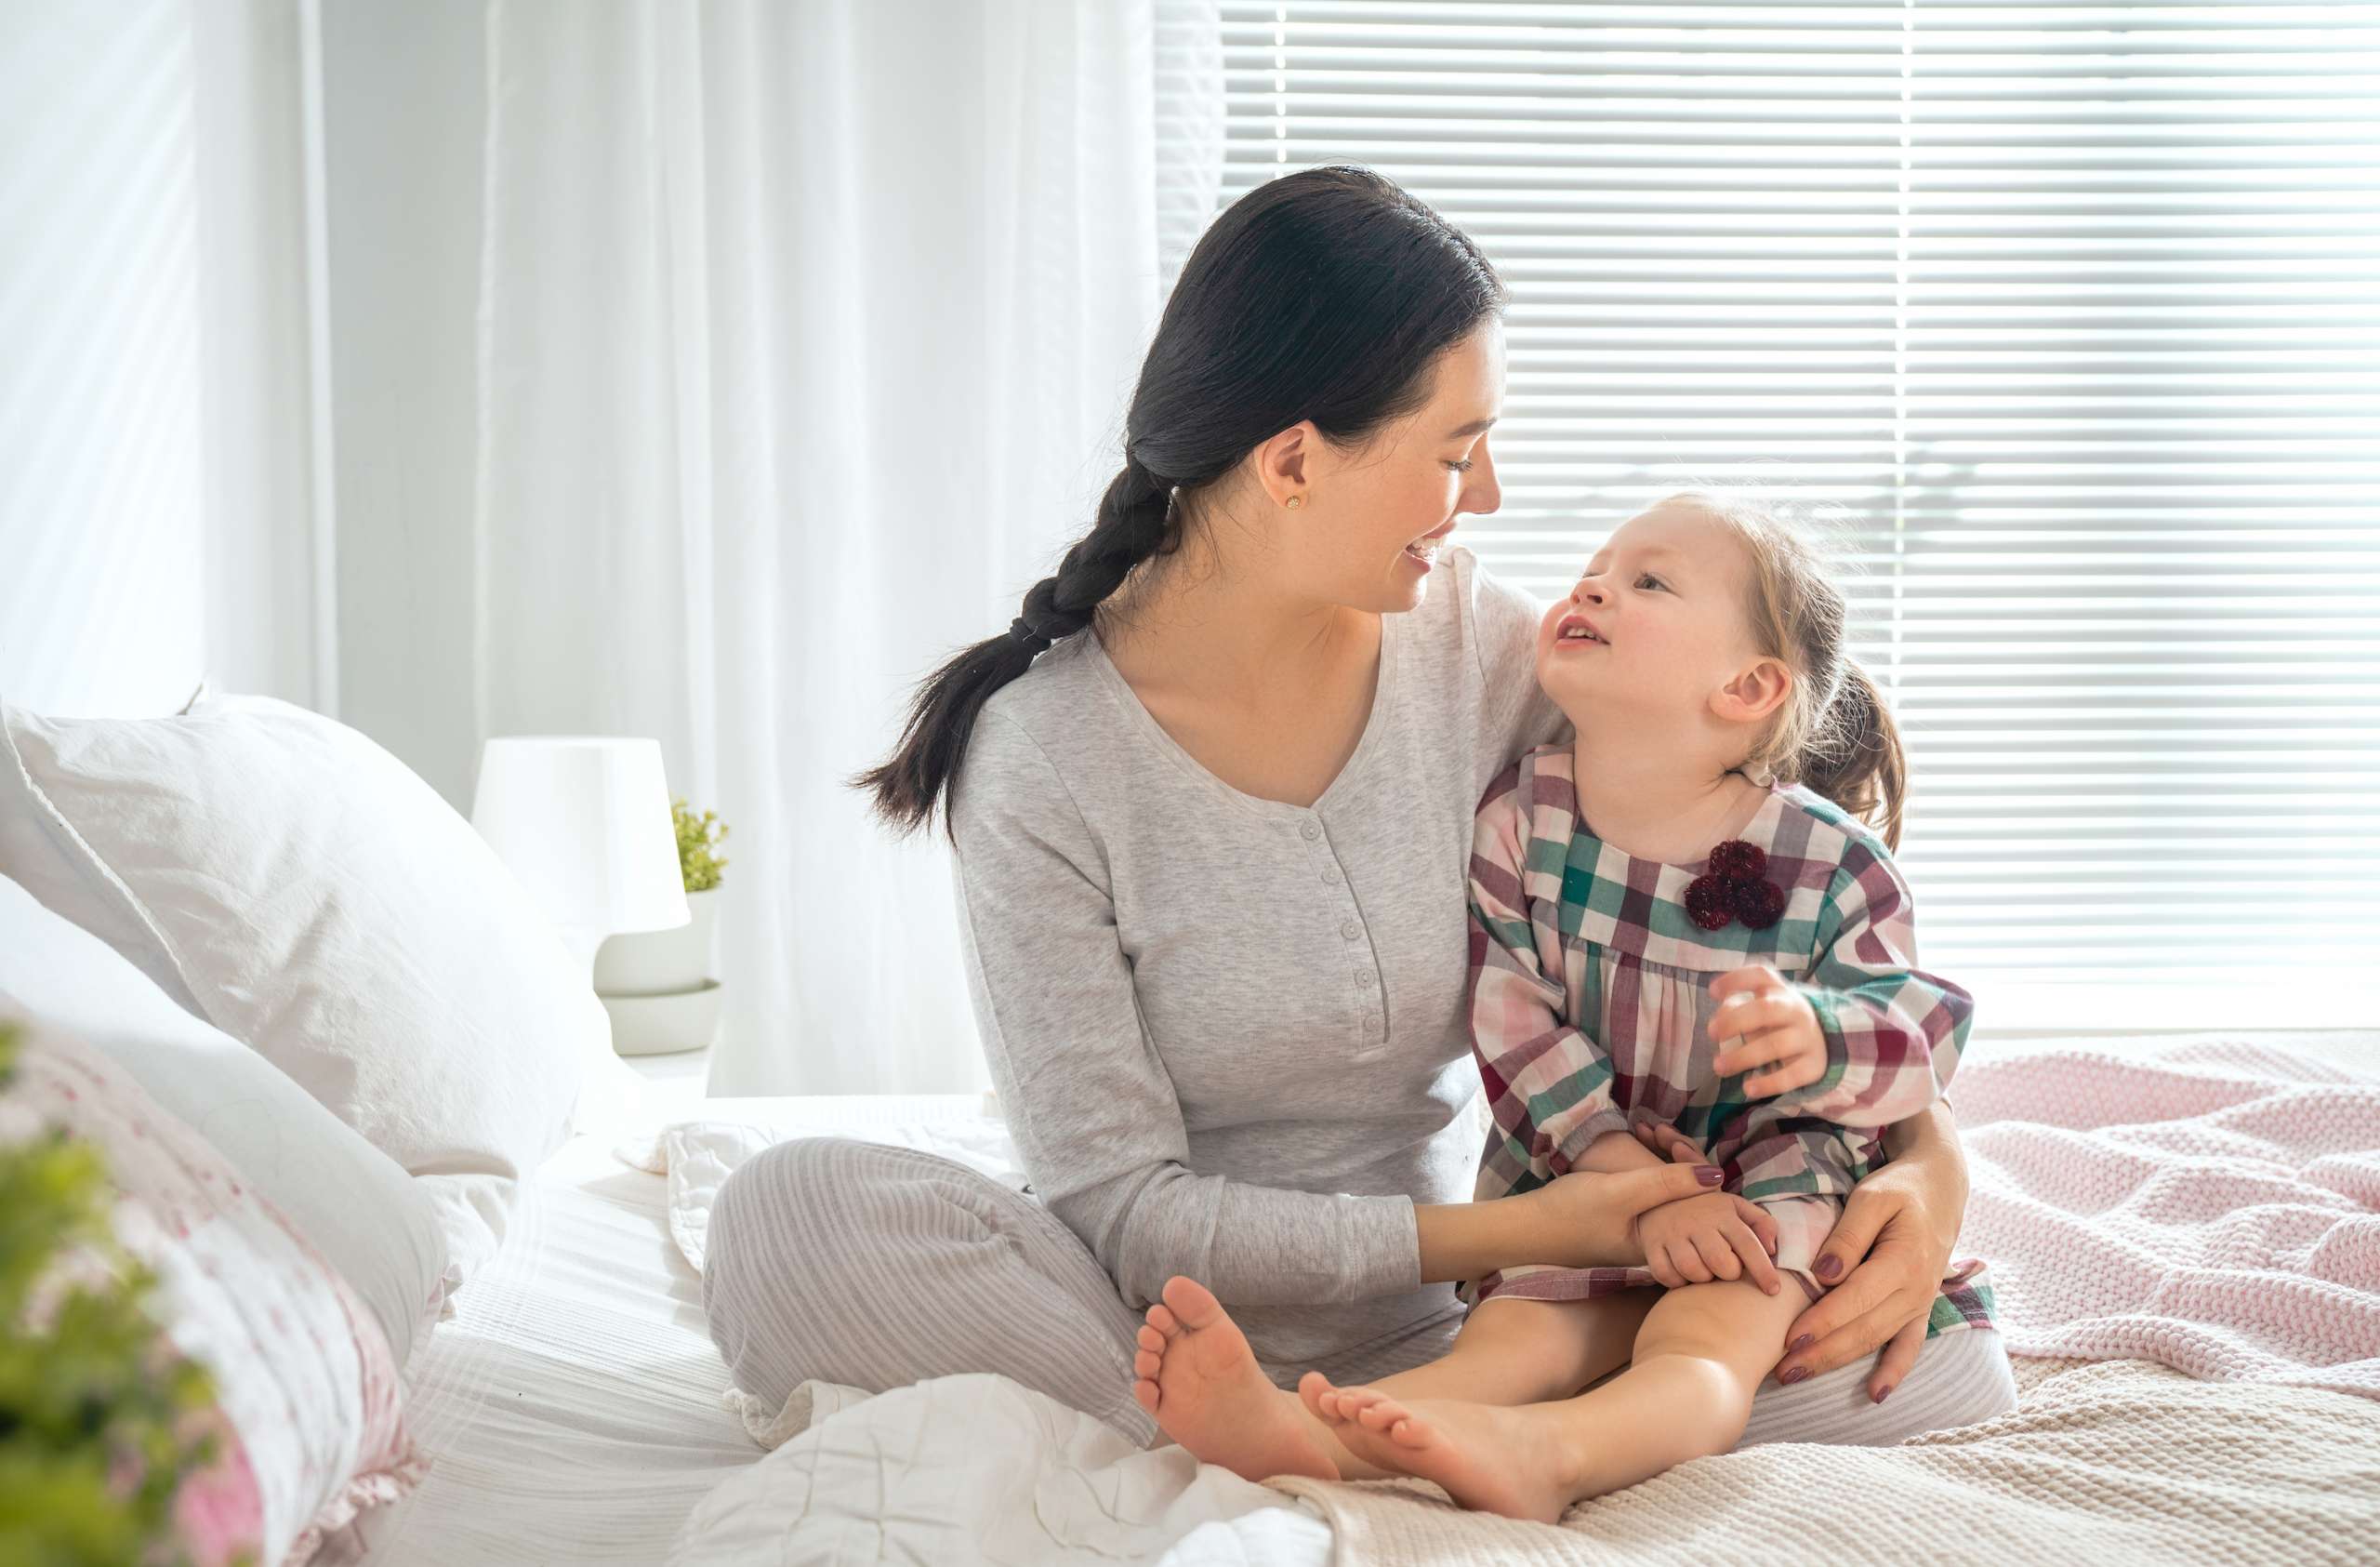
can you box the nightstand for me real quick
[622,1044,713,1122]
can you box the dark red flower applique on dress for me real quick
[1686,839,1787,932]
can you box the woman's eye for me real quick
[1445,458,1474,474]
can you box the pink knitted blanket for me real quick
[1953,1038,2380,1399]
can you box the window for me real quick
[1215,2,2380,1027]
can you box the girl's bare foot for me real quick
[1299,1373,1580,1523]
[1131,1276,1339,1482]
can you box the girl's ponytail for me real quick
[857,458,1174,837]
[1800,660,1907,852]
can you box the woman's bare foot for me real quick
[1131,1276,1339,1482]
[1299,1374,1580,1523]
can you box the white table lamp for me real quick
[470,737,691,979]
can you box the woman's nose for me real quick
[1462,443,1502,516]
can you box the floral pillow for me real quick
[3,1014,423,1565]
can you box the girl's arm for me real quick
[1415,760,1726,1282]
[1762,841,1974,1130]
[1466,769,1632,1174]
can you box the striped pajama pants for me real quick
[700,1136,2018,1451]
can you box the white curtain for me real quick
[472,0,1214,1092]
[0,0,321,720]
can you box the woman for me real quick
[702,166,2016,1461]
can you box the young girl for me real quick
[1131,490,1992,1522]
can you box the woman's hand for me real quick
[1707,965,1828,1096]
[1774,1156,1959,1402]
[1635,1189,1782,1295]
[1639,1117,1963,1404]
[1524,1161,1730,1271]
[1416,1157,1723,1282]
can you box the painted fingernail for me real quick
[1789,1335,1814,1355]
[1815,1255,1844,1281]
[1697,1165,1724,1186]
[1873,1385,1895,1404]
[1779,1366,1808,1386]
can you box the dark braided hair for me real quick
[858,166,1505,837]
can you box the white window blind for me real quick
[1214,2,2380,1028]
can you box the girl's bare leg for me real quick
[1131,1276,1656,1482]
[1305,1278,1804,1521]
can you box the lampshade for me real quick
[470,737,691,948]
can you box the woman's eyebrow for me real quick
[1444,416,1497,439]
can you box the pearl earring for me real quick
[1285,495,1303,511]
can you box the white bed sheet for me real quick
[332,1094,1012,1567]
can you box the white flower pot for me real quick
[595,887,718,996]
[602,978,721,1057]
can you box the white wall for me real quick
[0,0,319,718]
[318,0,487,807]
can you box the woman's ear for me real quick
[1252,420,1315,508]
[1711,657,1792,726]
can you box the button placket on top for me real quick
[1299,812,1385,1060]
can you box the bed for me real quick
[330,1036,2380,1567]
[329,1096,1022,1565]
[13,694,2371,1566]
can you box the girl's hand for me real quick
[1707,965,1828,1096]
[1526,1162,1729,1270]
[1636,1189,1782,1295]
[1774,1156,1961,1401]
[1632,1120,1709,1166]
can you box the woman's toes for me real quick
[1134,1348,1158,1379]
[1145,1304,1180,1337]
[1137,1323,1165,1354]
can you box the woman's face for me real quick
[1534,500,1764,729]
[1276,322,1507,615]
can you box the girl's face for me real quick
[1258,322,1507,615]
[1535,500,1776,732]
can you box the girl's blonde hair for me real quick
[1659,488,1908,851]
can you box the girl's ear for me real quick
[1711,657,1792,726]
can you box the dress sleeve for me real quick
[1765,838,1974,1130]
[1466,762,1630,1177]
[950,709,1421,1309]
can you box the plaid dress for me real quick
[1463,743,1996,1338]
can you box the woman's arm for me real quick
[955,710,1432,1308]
[1413,1156,1721,1283]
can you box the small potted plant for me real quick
[593,800,729,1055]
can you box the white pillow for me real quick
[0,710,209,1018]
[0,692,618,1279]
[0,870,450,1369]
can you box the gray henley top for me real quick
[950,546,1565,1365]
